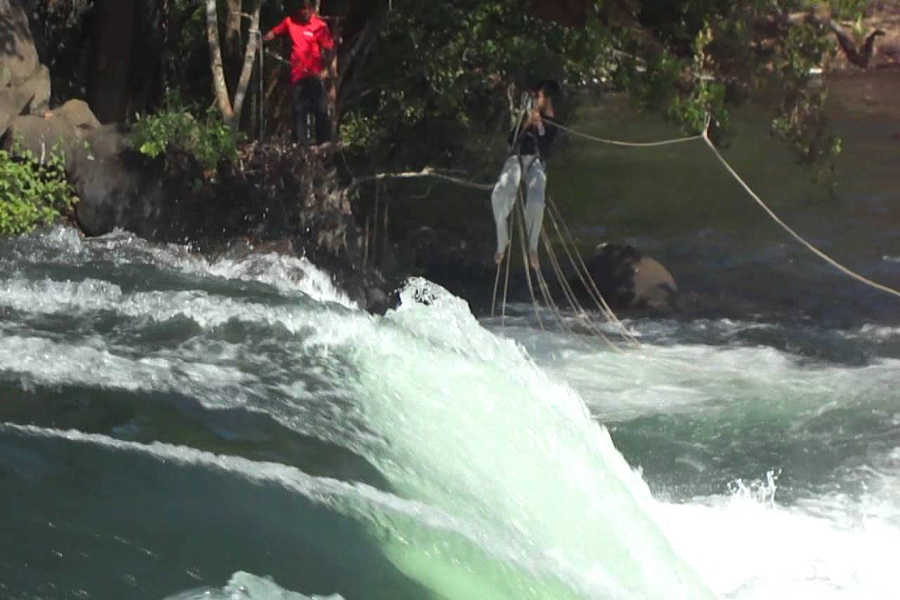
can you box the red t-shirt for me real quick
[269,13,334,83]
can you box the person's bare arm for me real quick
[263,19,287,42]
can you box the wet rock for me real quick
[68,124,166,238]
[574,243,678,312]
[365,286,390,315]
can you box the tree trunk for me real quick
[206,0,234,121]
[231,2,260,127]
[88,0,137,122]
[223,0,243,89]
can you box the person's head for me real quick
[532,80,560,112]
[296,0,315,22]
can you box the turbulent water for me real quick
[1,227,898,600]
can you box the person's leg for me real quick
[524,158,547,270]
[312,77,331,144]
[292,82,306,143]
[491,155,521,264]
[296,78,317,145]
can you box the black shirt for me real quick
[508,112,558,158]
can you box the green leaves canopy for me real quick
[339,0,864,169]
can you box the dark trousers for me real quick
[291,77,330,145]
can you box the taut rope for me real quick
[552,116,900,301]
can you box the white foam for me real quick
[855,323,900,341]
[333,278,715,599]
[3,225,356,309]
[658,465,900,600]
[539,334,900,423]
[165,571,344,600]
[205,253,356,309]
[0,335,256,409]
[165,571,343,600]
[0,276,351,332]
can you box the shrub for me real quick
[132,104,241,173]
[0,146,78,236]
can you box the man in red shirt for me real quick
[263,0,335,145]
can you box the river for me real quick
[1,219,898,599]
[2,73,899,600]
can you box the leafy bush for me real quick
[0,146,78,236]
[132,104,241,172]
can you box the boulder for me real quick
[631,255,679,311]
[2,113,78,159]
[0,87,24,135]
[15,64,50,114]
[67,124,166,238]
[3,99,104,169]
[0,0,41,87]
[0,65,50,137]
[1,0,51,138]
[55,99,101,133]
[573,243,678,312]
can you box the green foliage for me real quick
[620,1,846,166]
[0,146,78,236]
[339,112,380,149]
[339,0,617,161]
[339,0,848,172]
[132,99,241,172]
[658,23,729,135]
[820,0,868,20]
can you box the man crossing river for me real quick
[491,79,560,271]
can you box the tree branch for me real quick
[232,2,261,125]
[206,0,234,121]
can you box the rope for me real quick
[501,223,513,327]
[491,259,502,318]
[545,196,640,346]
[541,228,581,314]
[515,185,545,331]
[540,227,623,352]
[700,129,900,300]
[529,232,570,335]
[552,120,702,148]
[553,117,900,302]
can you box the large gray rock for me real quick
[68,124,165,237]
[15,63,50,113]
[3,113,78,159]
[573,243,679,312]
[0,86,24,134]
[3,99,101,165]
[0,65,50,133]
[55,99,101,133]
[0,0,51,138]
[0,0,41,87]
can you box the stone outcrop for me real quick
[0,0,51,138]
[572,243,679,312]
[2,0,97,156]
